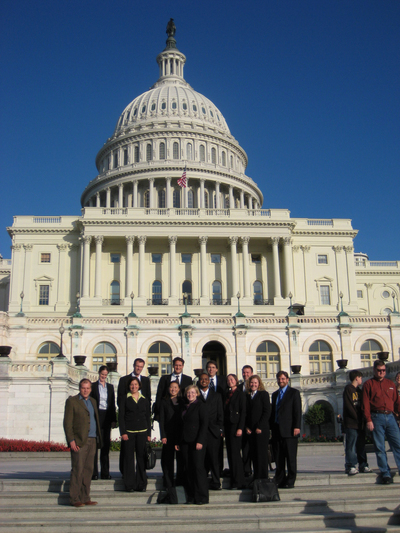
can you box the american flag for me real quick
[177,167,187,188]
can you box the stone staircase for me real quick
[1,474,399,532]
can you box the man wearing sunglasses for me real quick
[362,359,400,484]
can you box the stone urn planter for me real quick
[73,355,86,366]
[106,362,118,372]
[0,346,12,357]
[291,365,301,375]
[148,366,158,376]
[194,368,204,377]
[376,351,389,361]
[337,359,348,370]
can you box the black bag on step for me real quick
[157,486,187,504]
[252,478,280,502]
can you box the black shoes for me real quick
[382,476,393,484]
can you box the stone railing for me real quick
[297,317,338,324]
[27,317,72,326]
[191,317,234,325]
[348,316,389,324]
[138,317,180,325]
[9,361,52,376]
[81,317,126,325]
[245,317,286,324]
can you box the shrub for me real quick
[0,438,69,452]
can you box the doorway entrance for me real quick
[202,341,227,376]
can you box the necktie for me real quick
[275,389,284,423]
[209,378,215,391]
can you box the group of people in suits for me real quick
[63,356,301,507]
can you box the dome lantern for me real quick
[156,18,186,81]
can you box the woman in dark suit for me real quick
[90,365,117,479]
[224,373,246,489]
[175,385,209,505]
[119,376,151,492]
[159,380,184,488]
[245,375,271,480]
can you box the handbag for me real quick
[144,443,157,470]
[252,478,280,502]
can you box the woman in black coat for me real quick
[159,380,184,488]
[245,375,271,480]
[119,376,151,492]
[224,373,246,489]
[90,365,117,480]
[175,385,209,505]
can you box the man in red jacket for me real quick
[362,360,400,484]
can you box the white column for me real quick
[241,237,251,298]
[199,236,208,299]
[138,236,147,298]
[118,183,124,208]
[215,182,220,209]
[184,178,189,208]
[200,179,205,208]
[106,188,111,208]
[229,236,239,297]
[271,237,281,298]
[248,195,253,209]
[82,236,92,298]
[282,237,294,298]
[133,181,138,207]
[9,244,23,306]
[229,186,234,208]
[94,236,103,298]
[56,243,68,308]
[240,190,245,209]
[166,178,171,208]
[168,236,177,298]
[149,178,154,208]
[96,192,100,207]
[125,236,135,297]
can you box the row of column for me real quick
[81,235,294,301]
[89,179,260,210]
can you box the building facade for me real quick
[0,27,399,442]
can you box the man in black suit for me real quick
[154,357,192,420]
[206,360,227,397]
[117,358,151,407]
[90,365,117,479]
[238,365,253,476]
[198,373,224,490]
[270,370,302,489]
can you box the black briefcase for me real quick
[252,478,280,502]
[144,443,157,470]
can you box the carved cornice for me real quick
[23,244,33,251]
[57,243,69,251]
[332,246,343,253]
[271,237,280,246]
[81,219,297,230]
[293,230,359,238]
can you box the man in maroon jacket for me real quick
[362,360,400,484]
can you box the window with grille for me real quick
[320,285,330,305]
[256,341,280,379]
[39,285,49,306]
[360,339,381,368]
[93,342,117,372]
[148,342,172,376]
[309,340,332,374]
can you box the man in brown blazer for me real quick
[63,379,102,507]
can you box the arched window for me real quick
[173,142,179,159]
[221,151,226,166]
[158,189,165,208]
[144,190,150,208]
[93,342,117,372]
[200,145,205,162]
[146,144,152,161]
[182,280,192,304]
[211,147,216,164]
[172,101,177,110]
[123,149,128,165]
[173,189,180,208]
[309,340,333,374]
[212,280,222,304]
[230,155,233,168]
[186,144,193,160]
[152,280,162,304]
[113,152,118,168]
[204,190,209,208]
[253,281,263,304]
[159,142,165,160]
[360,339,382,367]
[134,145,139,163]
[188,189,194,208]
[110,280,120,305]
[256,341,280,379]
[37,341,60,360]
[148,341,172,376]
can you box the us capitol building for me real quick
[0,23,399,442]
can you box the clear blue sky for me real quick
[1,0,399,260]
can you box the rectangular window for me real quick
[152,253,162,263]
[181,253,192,264]
[251,254,261,263]
[320,285,330,305]
[40,253,51,263]
[39,285,49,306]
[357,290,363,298]
[318,255,328,264]
[211,253,221,264]
[110,253,121,263]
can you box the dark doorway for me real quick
[202,341,227,376]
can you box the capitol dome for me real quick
[81,25,263,210]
